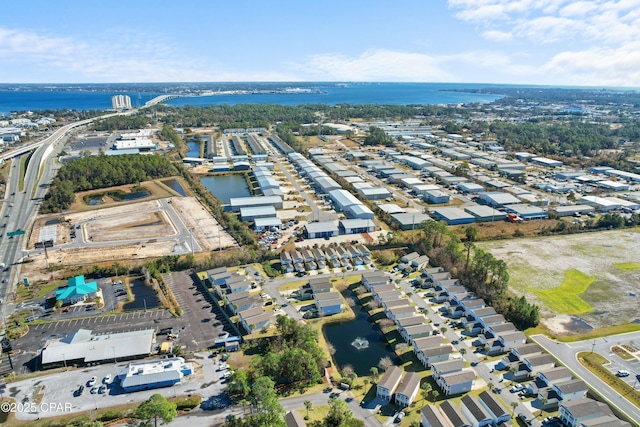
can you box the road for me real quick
[0,109,134,333]
[390,272,542,427]
[532,333,640,426]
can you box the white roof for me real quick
[41,328,154,364]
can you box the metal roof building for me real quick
[464,205,507,222]
[391,213,432,230]
[431,208,476,225]
[229,195,283,212]
[503,204,547,220]
[457,182,485,193]
[304,221,339,239]
[478,192,521,207]
[253,217,282,231]
[328,189,361,211]
[41,328,154,366]
[240,206,277,222]
[551,205,595,217]
[347,203,375,220]
[339,219,376,234]
[357,187,391,200]
[118,357,194,392]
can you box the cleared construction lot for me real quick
[480,229,640,333]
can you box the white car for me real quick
[87,376,97,387]
[103,374,112,384]
[616,370,630,377]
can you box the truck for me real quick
[506,213,524,223]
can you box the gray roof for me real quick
[396,371,421,397]
[561,397,613,419]
[305,221,339,234]
[396,316,425,328]
[254,217,282,227]
[432,207,476,221]
[440,401,470,427]
[422,345,454,358]
[461,395,492,423]
[339,218,375,228]
[512,343,542,356]
[377,365,403,391]
[432,359,465,375]
[421,405,453,427]
[285,411,307,427]
[229,195,282,207]
[121,369,181,390]
[554,378,587,394]
[41,328,154,364]
[526,353,556,367]
[478,390,509,418]
[441,370,476,386]
[538,366,571,381]
[391,212,432,226]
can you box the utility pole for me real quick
[591,340,596,354]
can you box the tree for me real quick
[487,382,494,391]
[378,357,393,371]
[510,401,518,417]
[324,397,354,427]
[304,400,313,419]
[464,225,478,242]
[369,367,379,381]
[249,376,284,418]
[135,394,177,427]
[228,370,250,398]
[459,348,467,356]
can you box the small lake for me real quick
[84,189,150,205]
[162,178,187,196]
[201,174,251,203]
[123,279,160,312]
[186,141,202,158]
[324,303,399,376]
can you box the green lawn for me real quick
[529,269,594,315]
[613,262,640,271]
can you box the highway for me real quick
[0,109,133,332]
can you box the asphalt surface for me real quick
[532,333,640,426]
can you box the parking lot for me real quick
[605,355,640,387]
[8,351,228,422]
[10,270,235,374]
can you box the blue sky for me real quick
[1,0,639,86]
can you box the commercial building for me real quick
[304,221,339,239]
[339,219,375,234]
[240,206,277,222]
[431,208,476,225]
[463,205,507,222]
[41,328,154,367]
[55,275,98,305]
[391,213,431,230]
[118,357,193,392]
[229,195,283,212]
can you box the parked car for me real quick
[617,370,630,377]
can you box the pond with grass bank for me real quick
[122,279,160,312]
[200,174,251,203]
[161,178,187,196]
[323,304,399,376]
[84,188,151,205]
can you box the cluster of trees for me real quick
[363,126,394,146]
[417,223,540,329]
[307,397,364,427]
[160,124,182,149]
[92,114,150,131]
[249,316,324,390]
[40,154,178,213]
[489,120,620,157]
[224,376,286,427]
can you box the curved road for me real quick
[532,333,640,426]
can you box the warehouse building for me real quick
[457,182,484,194]
[551,205,595,217]
[580,196,621,212]
[240,206,277,222]
[304,221,339,239]
[431,208,476,225]
[339,219,376,234]
[391,213,431,230]
[328,189,361,212]
[357,187,392,200]
[347,204,375,220]
[464,205,507,222]
[118,357,194,392]
[253,217,282,232]
[503,204,547,220]
[478,192,521,208]
[229,195,283,212]
[424,189,450,204]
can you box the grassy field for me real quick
[529,269,594,315]
[613,262,640,270]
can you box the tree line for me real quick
[40,154,177,213]
[417,222,540,329]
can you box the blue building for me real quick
[118,357,193,392]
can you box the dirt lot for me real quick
[480,229,640,333]
[24,196,236,281]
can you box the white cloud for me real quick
[543,43,640,86]
[482,30,513,41]
[299,50,453,82]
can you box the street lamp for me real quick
[62,353,67,370]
